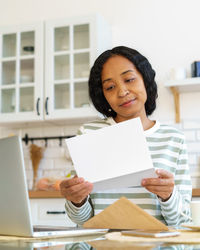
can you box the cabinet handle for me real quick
[45,97,49,115]
[46,211,66,214]
[36,98,40,116]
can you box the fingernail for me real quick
[142,180,146,185]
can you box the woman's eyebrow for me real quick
[120,69,134,76]
[102,70,134,84]
[102,78,112,84]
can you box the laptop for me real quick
[0,136,108,238]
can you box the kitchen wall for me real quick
[0,0,200,188]
[0,123,80,189]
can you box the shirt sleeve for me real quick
[158,136,192,226]
[65,197,94,226]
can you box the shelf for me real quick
[165,77,200,92]
[164,77,200,123]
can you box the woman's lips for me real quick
[120,99,136,107]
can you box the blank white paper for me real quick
[66,117,157,192]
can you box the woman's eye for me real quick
[106,85,114,91]
[125,78,135,83]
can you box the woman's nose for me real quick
[118,84,129,97]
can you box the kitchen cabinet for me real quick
[0,22,44,123]
[30,198,76,227]
[164,77,200,123]
[45,15,111,121]
[0,15,111,125]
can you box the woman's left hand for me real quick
[141,169,174,202]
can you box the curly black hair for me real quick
[88,46,158,118]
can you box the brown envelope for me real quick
[83,197,168,231]
[88,239,156,250]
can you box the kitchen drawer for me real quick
[30,198,76,227]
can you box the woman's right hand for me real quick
[59,176,93,207]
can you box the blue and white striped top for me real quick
[65,118,192,227]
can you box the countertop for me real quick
[29,190,63,198]
[29,189,200,198]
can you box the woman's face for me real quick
[101,55,147,123]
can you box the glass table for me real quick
[0,235,200,250]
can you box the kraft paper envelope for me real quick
[83,197,168,231]
[88,240,155,250]
[66,117,157,192]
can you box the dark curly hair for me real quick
[89,46,158,118]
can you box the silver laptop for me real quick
[0,136,108,238]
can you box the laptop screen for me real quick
[0,136,33,237]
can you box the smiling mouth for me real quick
[120,99,136,107]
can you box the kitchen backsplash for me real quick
[0,123,80,190]
[182,120,200,188]
[0,119,200,189]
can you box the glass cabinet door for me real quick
[20,87,34,112]
[0,23,43,123]
[73,24,89,49]
[54,26,69,51]
[54,84,70,109]
[1,89,15,113]
[1,32,17,114]
[2,33,16,57]
[73,24,90,107]
[74,52,89,78]
[74,81,90,108]
[20,31,34,56]
[54,55,70,80]
[53,26,71,111]
[19,31,35,113]
[48,22,91,115]
[1,31,34,114]
[2,61,16,85]
[45,15,111,120]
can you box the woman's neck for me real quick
[140,116,155,131]
[114,109,155,131]
[137,109,155,130]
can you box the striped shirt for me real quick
[65,118,192,226]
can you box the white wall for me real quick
[1,0,200,121]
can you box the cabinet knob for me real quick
[45,97,49,115]
[36,98,40,116]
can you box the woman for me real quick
[60,46,192,226]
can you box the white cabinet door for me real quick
[30,198,76,227]
[0,15,111,125]
[0,22,44,124]
[44,15,111,121]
